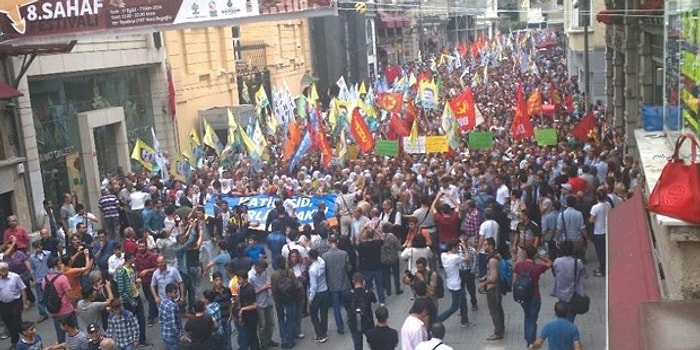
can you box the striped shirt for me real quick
[98,194,120,218]
[459,245,477,272]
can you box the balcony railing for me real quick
[234,41,268,73]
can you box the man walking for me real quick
[513,247,552,348]
[29,241,51,323]
[437,240,471,327]
[529,301,583,350]
[105,299,139,350]
[364,306,398,350]
[589,189,611,277]
[478,238,504,341]
[322,236,351,335]
[342,272,376,350]
[0,262,29,349]
[556,196,588,260]
[158,283,181,350]
[415,322,453,350]
[308,249,329,343]
[356,230,385,306]
[114,253,147,346]
[248,260,278,348]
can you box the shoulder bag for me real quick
[569,258,590,315]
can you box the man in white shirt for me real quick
[494,176,510,207]
[438,177,461,209]
[400,298,430,350]
[415,322,453,350]
[308,249,329,343]
[280,232,308,261]
[437,241,471,326]
[128,185,150,230]
[107,244,125,279]
[589,190,611,277]
[476,208,499,279]
[68,204,99,236]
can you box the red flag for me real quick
[388,113,411,139]
[565,93,574,115]
[377,92,403,113]
[385,65,401,84]
[550,81,562,105]
[450,88,476,131]
[167,65,176,121]
[570,111,597,141]
[512,83,534,140]
[316,125,334,168]
[406,100,418,125]
[350,108,375,153]
[527,89,542,116]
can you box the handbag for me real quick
[648,133,700,224]
[569,258,590,315]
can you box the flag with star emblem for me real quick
[376,92,403,113]
[449,88,476,131]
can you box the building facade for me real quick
[563,0,607,103]
[165,20,313,147]
[7,35,175,226]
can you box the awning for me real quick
[609,186,661,350]
[394,15,412,28]
[378,12,396,29]
[0,81,21,100]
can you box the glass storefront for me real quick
[665,0,700,139]
[29,68,155,208]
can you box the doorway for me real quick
[0,192,13,233]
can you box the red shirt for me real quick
[134,250,158,284]
[123,239,138,256]
[3,226,30,250]
[513,260,550,299]
[567,176,586,194]
[434,211,460,244]
[43,273,75,317]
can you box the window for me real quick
[571,0,592,28]
[232,26,242,61]
[366,19,375,57]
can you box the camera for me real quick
[404,270,415,281]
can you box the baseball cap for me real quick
[87,323,99,333]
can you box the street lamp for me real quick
[574,0,591,112]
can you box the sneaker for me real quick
[471,304,478,312]
[594,271,605,277]
[379,303,385,307]
[313,336,328,343]
[268,341,280,347]
[460,322,474,328]
[396,290,404,295]
[410,295,415,301]
[296,333,305,339]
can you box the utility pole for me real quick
[581,0,591,112]
[418,0,424,60]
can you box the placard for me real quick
[534,128,558,146]
[347,145,359,160]
[375,140,399,157]
[468,132,493,149]
[402,136,426,154]
[425,136,448,153]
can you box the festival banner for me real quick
[468,132,494,149]
[425,136,448,153]
[534,128,558,146]
[402,136,426,154]
[1,0,335,42]
[349,107,375,153]
[375,140,399,157]
[206,194,337,225]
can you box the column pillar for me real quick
[613,49,625,133]
[605,45,614,117]
[638,31,654,106]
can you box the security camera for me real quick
[573,0,579,8]
[296,41,302,49]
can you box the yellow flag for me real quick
[183,129,200,161]
[202,120,223,155]
[169,155,191,183]
[439,54,446,66]
[359,81,367,95]
[238,125,256,155]
[252,119,268,156]
[130,138,156,171]
[408,72,417,87]
[410,118,419,144]
[337,128,348,164]
[267,111,279,134]
[255,85,269,108]
[328,98,339,131]
[310,83,320,105]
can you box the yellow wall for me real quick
[564,0,607,51]
[165,19,313,149]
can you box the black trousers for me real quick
[459,269,478,307]
[0,298,22,345]
[124,296,147,344]
[593,234,606,273]
[383,261,401,295]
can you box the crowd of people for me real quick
[0,28,638,350]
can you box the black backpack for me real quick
[512,264,535,303]
[275,270,299,304]
[428,270,445,299]
[347,289,374,332]
[43,274,63,314]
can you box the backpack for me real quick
[428,270,445,299]
[347,289,374,332]
[498,257,513,295]
[512,264,535,303]
[43,274,63,314]
[275,270,300,304]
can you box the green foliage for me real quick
[498,20,527,33]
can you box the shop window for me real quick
[666,5,699,138]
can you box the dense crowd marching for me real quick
[0,29,639,350]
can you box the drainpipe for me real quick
[2,58,38,230]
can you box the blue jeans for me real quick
[329,291,345,333]
[235,318,249,350]
[478,253,488,278]
[350,329,363,350]
[221,317,232,350]
[179,271,197,312]
[276,302,298,345]
[35,282,48,317]
[437,289,468,324]
[52,312,76,344]
[363,270,385,304]
[163,337,179,350]
[521,298,542,346]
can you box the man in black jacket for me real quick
[343,272,376,350]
